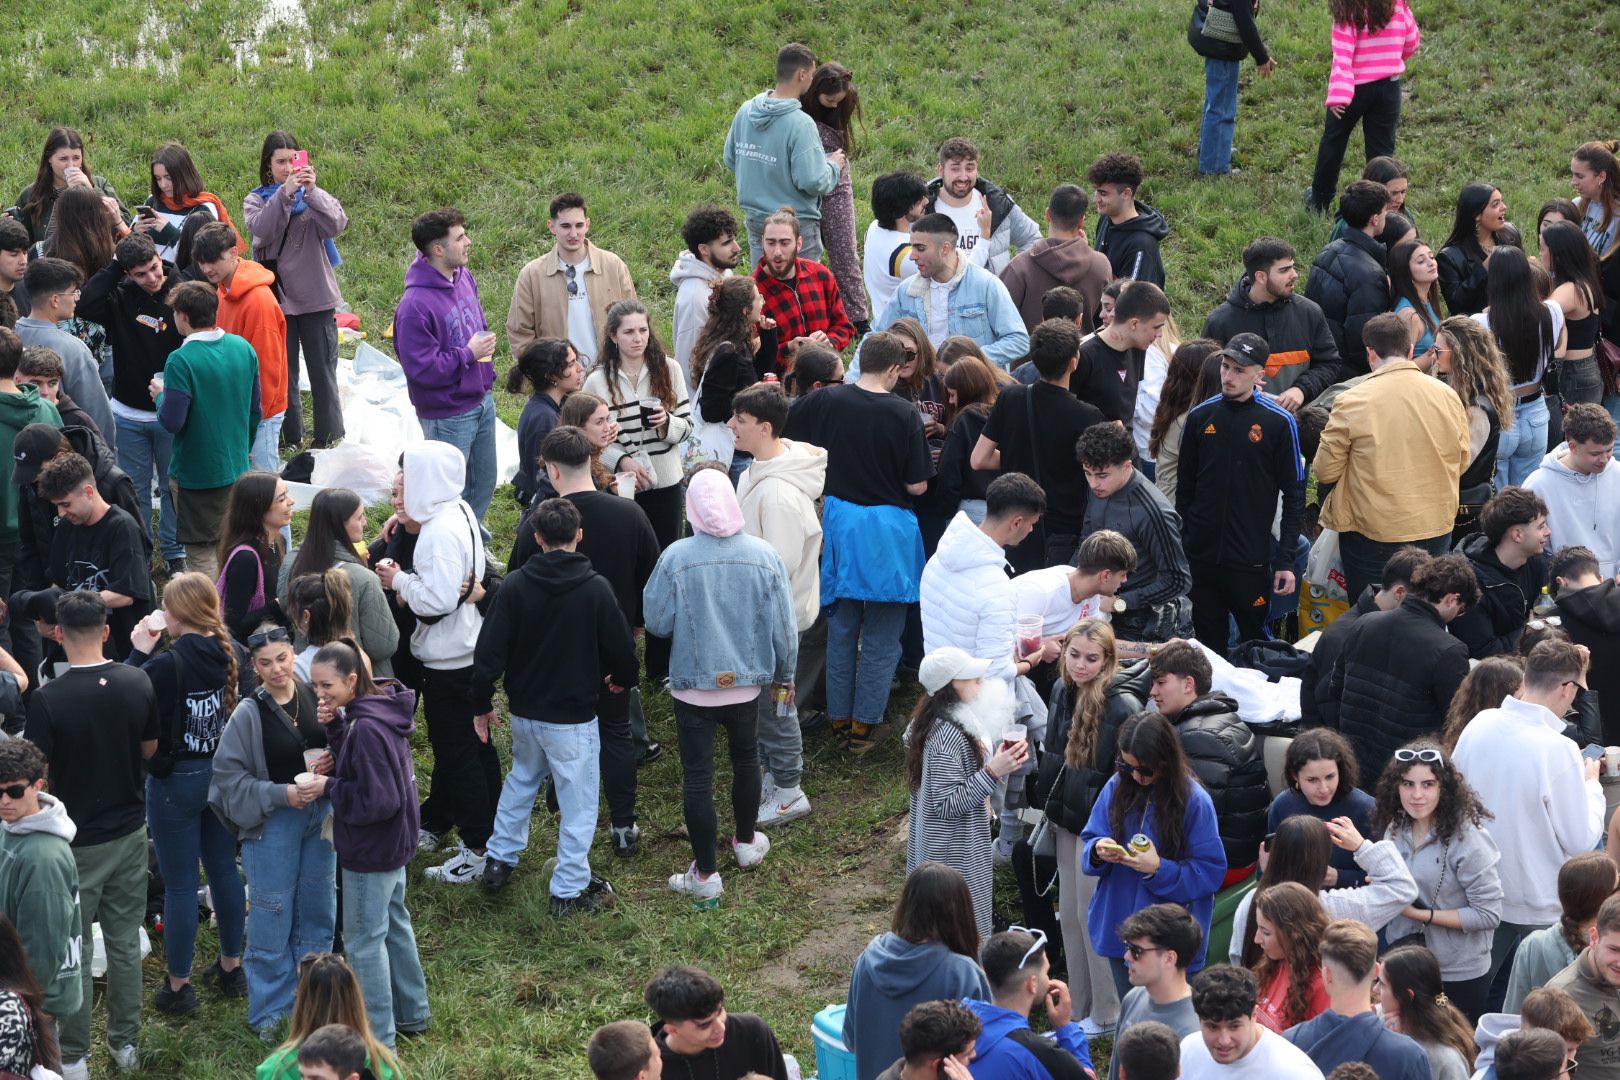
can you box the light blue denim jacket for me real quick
[643,531,799,691]
[867,258,1031,370]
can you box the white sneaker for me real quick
[424,845,487,884]
[1079,1017,1115,1037]
[668,864,723,899]
[110,1044,139,1071]
[62,1058,89,1080]
[732,830,771,869]
[416,828,443,853]
[757,787,811,826]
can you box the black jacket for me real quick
[1171,691,1269,869]
[935,406,997,506]
[1187,0,1270,64]
[1204,276,1342,402]
[1329,596,1470,784]
[1303,229,1391,376]
[1094,203,1170,288]
[1437,238,1490,316]
[509,490,661,625]
[1557,580,1620,744]
[17,424,148,592]
[1450,531,1548,658]
[695,328,780,423]
[470,549,637,721]
[76,259,182,414]
[1035,662,1147,835]
[1175,393,1305,570]
[1300,586,1380,729]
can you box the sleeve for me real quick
[1126,500,1192,610]
[1326,622,1355,706]
[323,726,403,826]
[220,548,266,641]
[1274,414,1306,570]
[1299,652,1324,727]
[1401,2,1421,58]
[903,410,932,486]
[722,112,739,173]
[11,862,80,1018]
[788,121,841,200]
[102,514,151,603]
[1005,203,1045,257]
[23,694,52,758]
[1437,248,1475,316]
[752,324,780,380]
[1000,262,1028,317]
[354,573,400,675]
[641,555,675,638]
[659,363,694,447]
[981,392,1011,445]
[1452,830,1504,933]
[982,280,1032,370]
[976,587,1017,685]
[1328,839,1419,930]
[597,585,640,692]
[393,298,474,392]
[156,353,192,433]
[210,701,288,835]
[1431,642,1471,716]
[470,584,513,715]
[821,274,856,351]
[767,552,799,684]
[1079,779,1118,878]
[246,187,289,245]
[1229,0,1271,65]
[505,264,540,359]
[698,347,750,423]
[1325,23,1358,108]
[1294,307,1345,401]
[59,342,114,441]
[1174,409,1202,520]
[1312,401,1353,483]
[302,185,348,237]
[1546,743,1605,857]
[393,541,469,619]
[77,260,123,325]
[935,418,973,505]
[1022,1028,1096,1080]
[921,728,1000,819]
[1143,790,1229,901]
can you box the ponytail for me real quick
[505,338,574,396]
[313,637,379,697]
[287,569,355,649]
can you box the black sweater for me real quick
[76,259,183,413]
[695,327,779,423]
[653,1013,790,1080]
[508,490,660,624]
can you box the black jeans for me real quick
[673,697,762,876]
[636,484,684,683]
[1010,840,1065,976]
[417,665,501,850]
[597,687,638,829]
[1309,76,1402,210]
[1338,530,1451,605]
[1189,560,1271,655]
[284,310,343,447]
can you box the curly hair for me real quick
[1253,882,1329,1029]
[690,276,759,391]
[1370,738,1493,841]
[1059,619,1118,770]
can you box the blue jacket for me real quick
[643,530,798,691]
[870,259,1030,370]
[963,1000,1094,1080]
[821,496,924,605]
[1080,774,1226,970]
[1283,1010,1432,1080]
[845,933,992,1080]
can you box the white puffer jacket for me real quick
[920,511,1016,686]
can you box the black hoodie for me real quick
[1450,531,1548,658]
[1094,202,1170,288]
[18,424,148,593]
[471,548,637,721]
[1557,580,1620,742]
[651,1013,789,1080]
[129,632,251,768]
[76,259,183,414]
[1203,275,1343,402]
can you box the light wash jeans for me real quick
[239,801,336,1031]
[251,412,285,473]
[756,684,802,790]
[147,759,247,978]
[341,866,428,1048]
[421,392,496,525]
[1199,58,1241,175]
[486,717,600,898]
[826,599,907,725]
[114,413,182,561]
[1496,393,1550,488]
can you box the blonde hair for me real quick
[162,572,238,715]
[1435,316,1514,429]
[279,954,401,1078]
[1060,618,1119,769]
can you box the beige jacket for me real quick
[505,240,636,357]
[736,440,827,631]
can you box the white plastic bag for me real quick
[1304,528,1348,603]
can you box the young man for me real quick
[1526,403,1620,579]
[1011,529,1137,640]
[1179,966,1324,1080]
[1299,546,1430,729]
[0,218,28,317]
[294,1024,372,1080]
[507,192,637,368]
[925,138,1042,275]
[999,185,1113,333]
[1087,154,1169,288]
[1495,1031,1573,1080]
[1551,545,1620,739]
[589,1019,665,1080]
[474,498,637,911]
[191,221,287,473]
[36,451,153,659]
[1303,182,1393,371]
[1175,332,1305,647]
[645,965,790,1080]
[0,328,61,664]
[1548,894,1620,1080]
[1329,553,1477,782]
[753,208,856,370]
[1114,1023,1182,1080]
[731,383,827,826]
[1203,238,1341,412]
[973,319,1107,571]
[965,929,1095,1080]
[1475,988,1594,1080]
[155,280,259,579]
[1282,920,1429,1080]
[16,347,94,436]
[76,232,186,572]
[723,43,843,265]
[393,208,498,525]
[878,1000,982,1080]
[1109,905,1205,1080]
[1072,280,1169,424]
[0,738,81,1025]
[14,258,114,449]
[1314,312,1470,599]
[671,206,742,379]
[24,590,158,1077]
[1452,486,1551,658]
[865,172,928,320]
[870,213,1029,370]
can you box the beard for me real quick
[949,677,1015,752]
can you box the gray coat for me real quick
[1383,819,1503,980]
[278,544,398,677]
[207,690,330,841]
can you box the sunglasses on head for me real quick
[1393,747,1444,765]
[1005,925,1048,969]
[248,626,291,649]
[0,783,34,800]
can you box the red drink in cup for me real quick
[1015,615,1044,662]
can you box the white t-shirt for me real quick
[864,222,914,318]
[1011,565,1106,638]
[565,253,597,365]
[927,278,952,346]
[1471,300,1565,394]
[1134,341,1169,461]
[1584,199,1619,257]
[937,190,991,268]
[1178,1026,1325,1080]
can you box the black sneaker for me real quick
[585,875,615,898]
[165,557,188,577]
[638,742,665,767]
[611,824,641,858]
[481,857,516,891]
[153,981,199,1015]
[202,960,247,998]
[550,889,610,916]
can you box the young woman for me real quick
[1187,0,1275,177]
[243,131,349,449]
[1251,881,1331,1032]
[889,318,947,455]
[937,337,1014,385]
[1504,851,1619,1012]
[1033,620,1146,1032]
[506,339,581,507]
[12,126,127,244]
[280,489,397,675]
[843,862,992,1080]
[1439,656,1523,750]
[1134,314,1185,474]
[38,184,122,378]
[1373,739,1504,1021]
[785,344,844,398]
[1266,728,1376,887]
[216,471,294,642]
[129,572,249,1016]
[1378,945,1479,1079]
[1438,183,1512,316]
[690,276,778,476]
[1390,240,1445,362]
[801,62,865,331]
[1471,246,1567,486]
[209,623,334,1036]
[553,391,618,493]
[295,640,428,1048]
[284,571,356,681]
[1543,220,1607,407]
[1539,198,1583,240]
[934,355,1003,522]
[1082,710,1226,995]
[1329,157,1412,243]
[1572,140,1620,261]
[0,914,60,1078]
[132,141,242,265]
[1150,338,1223,502]
[255,953,401,1080]
[1431,317,1512,539]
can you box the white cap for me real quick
[918,647,993,695]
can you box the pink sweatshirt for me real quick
[1325,0,1420,108]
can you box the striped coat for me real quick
[907,718,997,939]
[584,358,693,492]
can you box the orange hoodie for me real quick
[216,257,288,419]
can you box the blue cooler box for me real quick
[812,1003,856,1080]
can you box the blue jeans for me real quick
[341,866,429,1048]
[239,802,336,1030]
[1199,58,1241,175]
[421,392,496,525]
[251,412,285,474]
[827,599,908,725]
[114,413,182,561]
[1496,394,1549,488]
[147,760,247,978]
[486,717,600,898]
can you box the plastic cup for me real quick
[1001,724,1027,749]
[303,749,325,770]
[294,772,316,787]
[639,397,663,427]
[615,472,637,499]
[1605,747,1620,778]
[1016,614,1043,661]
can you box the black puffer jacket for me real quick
[1203,275,1342,401]
[1450,531,1548,659]
[1329,596,1470,785]
[1170,691,1269,869]
[1303,229,1390,376]
[1299,586,1380,729]
[1556,580,1620,744]
[1035,661,1148,835]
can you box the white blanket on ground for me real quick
[1193,638,1302,726]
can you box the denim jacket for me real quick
[642,531,799,691]
[869,258,1031,370]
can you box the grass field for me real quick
[4,0,1618,1075]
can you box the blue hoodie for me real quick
[844,933,992,1080]
[392,254,494,420]
[722,92,840,222]
[963,1000,1094,1080]
[1283,1009,1433,1080]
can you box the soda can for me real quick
[1129,833,1152,854]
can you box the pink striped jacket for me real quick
[1325,0,1420,108]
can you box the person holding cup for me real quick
[207,622,335,1037]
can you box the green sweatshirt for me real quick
[159,330,261,490]
[257,1045,399,1080]
[0,794,82,1020]
[0,385,61,546]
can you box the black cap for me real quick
[1216,332,1270,368]
[12,423,67,488]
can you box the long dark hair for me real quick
[1543,221,1605,315]
[1241,815,1331,968]
[788,345,842,397]
[258,131,300,187]
[0,914,59,1070]
[1482,246,1553,383]
[150,142,206,204]
[1370,738,1493,842]
[287,570,354,649]
[217,471,286,571]
[1150,339,1222,456]
[1557,852,1620,956]
[800,62,861,157]
[1388,241,1444,338]
[905,683,981,793]
[1252,882,1329,1029]
[505,338,574,396]
[597,299,677,408]
[1442,183,1502,254]
[1108,712,1195,859]
[23,127,87,224]
[175,210,210,272]
[690,276,759,391]
[1380,946,1479,1067]
[311,637,379,698]
[45,187,115,283]
[1329,0,1395,32]
[891,862,982,961]
[1440,656,1523,751]
[290,488,363,584]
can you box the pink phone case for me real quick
[290,151,309,169]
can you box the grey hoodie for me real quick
[722,93,839,222]
[669,252,729,380]
[1471,1011,1518,1080]
[844,932,993,1080]
[209,688,330,841]
[1383,820,1504,980]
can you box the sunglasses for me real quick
[1124,943,1165,960]
[1006,925,1048,969]
[0,783,35,800]
[1116,758,1157,781]
[248,626,291,649]
[564,262,580,298]
[1393,747,1444,765]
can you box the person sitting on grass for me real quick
[255,953,400,1080]
[645,965,789,1080]
[588,1019,662,1080]
[963,927,1096,1079]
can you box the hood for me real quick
[0,384,50,426]
[1456,531,1541,590]
[1227,272,1293,313]
[220,257,277,300]
[521,549,596,595]
[1180,691,1241,722]
[669,250,725,287]
[1288,1011,1390,1063]
[2,792,76,843]
[932,511,1009,574]
[1027,236,1100,273]
[686,468,744,537]
[745,91,803,128]
[743,439,827,499]
[963,999,1028,1057]
[860,933,971,996]
[1110,202,1170,239]
[1534,446,1606,483]
[345,680,417,736]
[402,441,467,523]
[1473,1011,1519,1070]
[403,252,461,293]
[1558,579,1620,633]
[174,630,234,692]
[64,424,119,482]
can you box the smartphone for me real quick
[289,150,309,170]
[136,205,158,218]
[1583,744,1605,761]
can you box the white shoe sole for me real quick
[757,800,811,826]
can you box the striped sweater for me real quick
[583,358,694,492]
[1324,0,1420,108]
[907,718,997,939]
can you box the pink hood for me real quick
[686,468,743,537]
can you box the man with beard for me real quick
[670,206,741,381]
[752,208,855,372]
[925,138,1042,275]
[1548,894,1620,1080]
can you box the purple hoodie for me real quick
[393,254,495,419]
[322,680,421,873]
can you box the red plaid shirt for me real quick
[753,259,856,369]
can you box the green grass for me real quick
[6,0,1618,1074]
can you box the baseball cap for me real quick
[1216,332,1270,368]
[919,646,993,695]
[12,424,68,488]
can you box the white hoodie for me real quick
[394,441,486,669]
[920,512,1016,686]
[669,251,730,382]
[1525,447,1620,578]
[736,440,827,632]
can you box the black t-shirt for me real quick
[654,1013,789,1080]
[982,381,1105,533]
[785,383,931,507]
[257,684,326,785]
[24,662,160,847]
[49,505,154,659]
[1073,334,1139,423]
